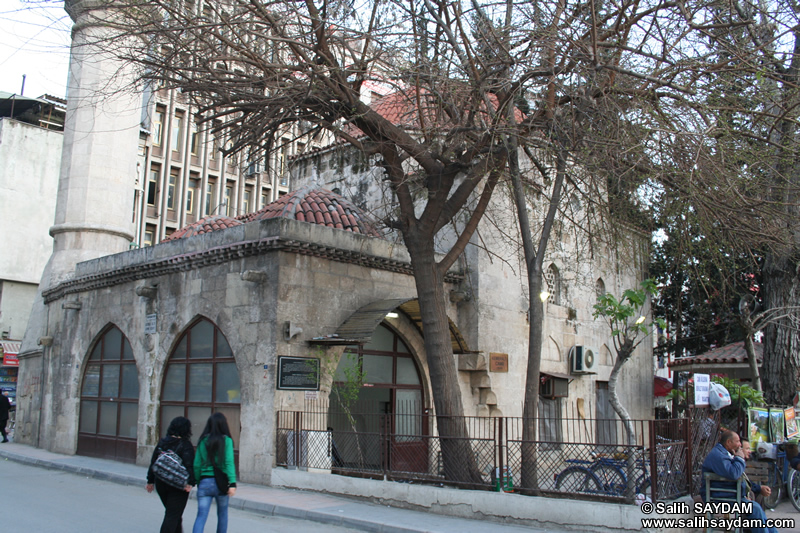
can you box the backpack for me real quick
[152,446,189,489]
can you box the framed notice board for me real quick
[277,356,320,390]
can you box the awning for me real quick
[311,297,474,353]
[0,341,21,366]
[654,376,673,397]
[541,371,574,381]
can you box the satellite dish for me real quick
[738,294,761,317]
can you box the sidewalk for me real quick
[0,442,559,533]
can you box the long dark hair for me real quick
[166,416,192,440]
[198,412,232,464]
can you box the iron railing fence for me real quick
[276,400,693,502]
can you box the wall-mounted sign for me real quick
[144,314,157,334]
[694,373,710,406]
[489,352,508,373]
[277,356,320,390]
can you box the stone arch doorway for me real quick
[160,317,241,447]
[77,325,139,463]
[328,322,427,473]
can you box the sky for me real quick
[1,1,71,99]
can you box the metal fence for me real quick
[275,400,693,503]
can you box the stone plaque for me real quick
[277,356,320,390]
[489,352,508,372]
[144,313,157,334]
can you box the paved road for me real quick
[0,459,358,532]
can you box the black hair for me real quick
[198,412,233,464]
[166,416,192,439]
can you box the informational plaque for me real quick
[694,373,710,406]
[489,352,508,373]
[277,356,320,390]
[144,314,157,334]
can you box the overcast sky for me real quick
[1,1,71,99]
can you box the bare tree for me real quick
[70,0,800,485]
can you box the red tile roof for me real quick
[238,186,382,237]
[668,341,763,368]
[162,215,243,242]
[343,89,526,139]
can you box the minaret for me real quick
[19,1,141,359]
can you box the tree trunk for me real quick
[761,255,800,404]
[608,352,636,447]
[404,234,483,485]
[742,332,763,393]
[514,149,566,491]
[608,349,637,501]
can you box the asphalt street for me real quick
[0,458,359,532]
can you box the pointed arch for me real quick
[77,324,139,463]
[545,263,561,305]
[595,278,606,302]
[160,316,241,446]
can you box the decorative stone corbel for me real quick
[241,270,268,283]
[38,336,54,346]
[135,285,158,299]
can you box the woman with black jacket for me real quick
[147,416,196,533]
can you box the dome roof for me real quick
[239,186,382,237]
[162,215,243,242]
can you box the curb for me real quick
[0,448,427,533]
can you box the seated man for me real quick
[701,431,777,533]
[741,439,771,508]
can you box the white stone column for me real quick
[20,0,142,388]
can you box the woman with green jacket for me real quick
[192,413,236,533]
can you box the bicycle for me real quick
[758,442,800,512]
[554,451,650,497]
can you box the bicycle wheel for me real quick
[788,468,800,512]
[636,475,650,497]
[555,466,603,494]
[762,463,783,509]
[591,463,627,495]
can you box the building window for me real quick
[171,113,184,152]
[161,318,241,446]
[190,117,199,156]
[545,264,561,305]
[153,107,165,146]
[224,185,232,216]
[187,178,199,215]
[144,225,155,247]
[278,141,288,183]
[595,278,606,302]
[206,179,216,215]
[77,325,139,463]
[243,188,252,214]
[147,168,159,206]
[261,192,268,209]
[329,323,425,471]
[538,397,563,450]
[167,171,178,210]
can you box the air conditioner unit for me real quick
[246,162,262,176]
[570,345,598,375]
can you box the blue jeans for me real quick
[192,478,229,533]
[746,499,778,533]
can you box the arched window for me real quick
[545,264,561,305]
[78,325,139,463]
[161,318,241,446]
[595,278,606,301]
[329,323,425,472]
